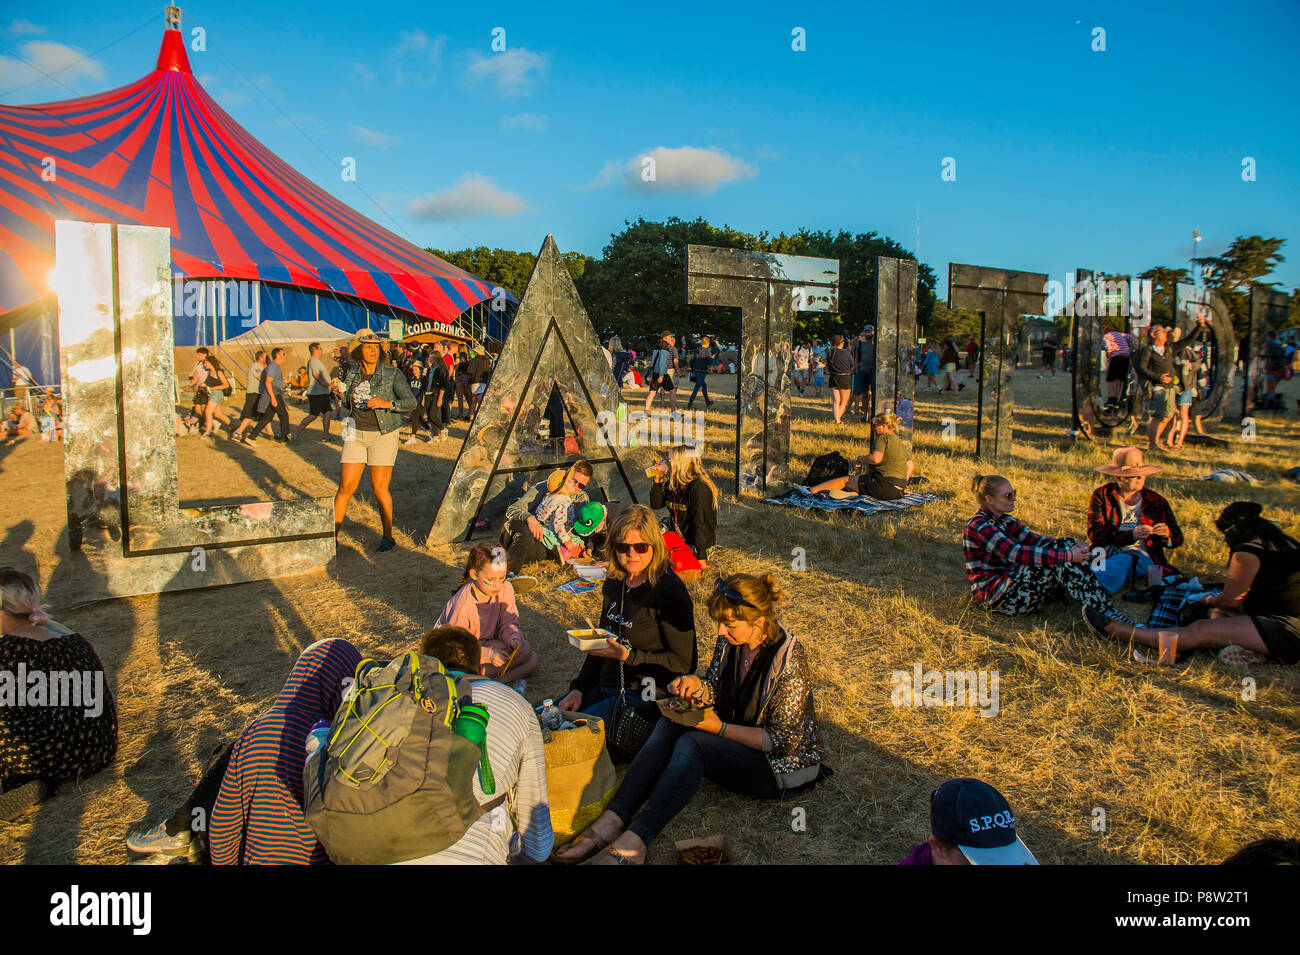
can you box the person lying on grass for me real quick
[1084,501,1300,665]
[807,412,914,501]
[964,473,1132,626]
[1086,446,1183,594]
[436,544,539,684]
[554,572,825,865]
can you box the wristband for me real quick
[717,721,727,737]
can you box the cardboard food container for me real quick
[674,835,734,865]
[656,697,708,726]
[567,628,616,651]
[573,562,607,581]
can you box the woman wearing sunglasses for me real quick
[556,505,696,730]
[555,572,825,864]
[964,474,1131,623]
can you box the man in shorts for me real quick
[1137,325,1189,450]
[290,342,334,441]
[1101,329,1132,408]
[642,331,678,417]
[230,349,268,441]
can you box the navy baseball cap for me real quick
[930,778,1039,865]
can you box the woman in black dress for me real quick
[0,568,117,819]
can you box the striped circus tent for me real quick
[0,20,510,384]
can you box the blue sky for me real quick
[4,0,1299,296]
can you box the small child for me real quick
[558,501,607,564]
[436,544,538,684]
[812,355,826,396]
[534,469,590,561]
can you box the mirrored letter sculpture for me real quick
[55,221,334,601]
[872,256,918,448]
[1173,283,1236,423]
[427,236,647,544]
[686,246,838,495]
[949,263,1048,462]
[1245,286,1290,421]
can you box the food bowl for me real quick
[567,628,615,651]
[573,562,607,581]
[657,696,708,726]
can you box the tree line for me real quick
[432,226,1297,350]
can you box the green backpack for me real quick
[303,652,499,865]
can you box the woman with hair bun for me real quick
[555,571,825,865]
[807,412,913,500]
[0,568,117,820]
[1085,501,1300,664]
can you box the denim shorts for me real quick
[1176,388,1196,407]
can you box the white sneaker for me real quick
[403,435,418,445]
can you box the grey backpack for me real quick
[303,652,500,864]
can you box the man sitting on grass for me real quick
[1,404,36,439]
[901,777,1039,865]
[396,626,552,865]
[1086,447,1183,594]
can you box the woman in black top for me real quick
[557,505,697,735]
[648,444,718,561]
[1086,501,1300,663]
[0,568,117,819]
[200,355,233,437]
[827,335,856,424]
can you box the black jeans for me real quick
[249,396,289,439]
[606,718,781,847]
[439,386,453,425]
[503,517,554,574]
[687,377,710,406]
[164,740,234,862]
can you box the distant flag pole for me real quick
[165,5,181,29]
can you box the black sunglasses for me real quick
[714,579,758,609]
[614,542,651,555]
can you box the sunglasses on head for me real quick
[714,579,758,609]
[614,541,651,555]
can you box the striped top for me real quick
[1102,331,1132,357]
[395,679,552,866]
[208,639,360,865]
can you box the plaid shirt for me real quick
[1086,484,1182,568]
[963,509,1072,605]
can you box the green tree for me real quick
[1203,235,1286,332]
[1137,266,1191,325]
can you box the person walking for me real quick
[686,337,715,410]
[230,349,268,441]
[643,331,679,418]
[827,335,855,424]
[290,342,335,441]
[334,332,416,552]
[243,347,290,444]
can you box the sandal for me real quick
[551,826,613,865]
[586,846,642,866]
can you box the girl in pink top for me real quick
[436,544,539,683]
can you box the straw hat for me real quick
[1095,446,1162,478]
[348,330,388,360]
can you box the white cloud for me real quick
[351,62,377,87]
[391,30,445,87]
[500,112,547,132]
[464,47,547,96]
[7,19,47,36]
[410,174,527,220]
[0,40,104,95]
[581,146,757,194]
[354,125,398,149]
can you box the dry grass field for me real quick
[1,369,1297,865]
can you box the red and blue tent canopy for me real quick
[0,28,501,334]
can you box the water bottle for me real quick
[305,719,330,757]
[539,699,562,731]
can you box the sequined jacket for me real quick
[703,627,824,790]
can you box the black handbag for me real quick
[607,583,658,760]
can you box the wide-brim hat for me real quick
[348,331,388,360]
[1096,446,1162,477]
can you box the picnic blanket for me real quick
[764,485,942,515]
